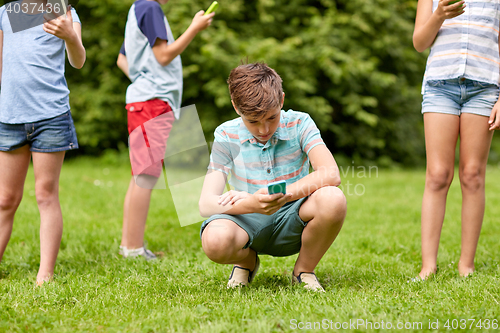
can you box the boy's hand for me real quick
[43,6,75,41]
[489,100,500,130]
[218,190,250,206]
[190,10,214,33]
[248,188,293,215]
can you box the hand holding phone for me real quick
[267,180,286,195]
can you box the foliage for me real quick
[67,0,428,165]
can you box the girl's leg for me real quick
[458,113,493,276]
[32,151,65,284]
[0,145,32,262]
[420,113,460,279]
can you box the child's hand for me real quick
[248,188,293,215]
[190,10,214,33]
[435,0,466,20]
[218,190,250,206]
[43,6,75,41]
[489,100,500,130]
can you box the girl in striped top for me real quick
[413,0,500,280]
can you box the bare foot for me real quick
[36,275,53,286]
[418,267,437,280]
[458,262,474,277]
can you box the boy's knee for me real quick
[134,174,159,189]
[202,223,239,263]
[311,186,347,220]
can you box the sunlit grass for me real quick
[1,158,499,332]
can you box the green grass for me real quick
[1,158,500,332]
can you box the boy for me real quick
[116,0,214,259]
[199,63,347,291]
[0,0,85,285]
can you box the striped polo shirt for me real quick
[208,109,325,194]
[423,0,500,91]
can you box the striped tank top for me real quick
[423,0,500,90]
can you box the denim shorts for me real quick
[0,111,79,152]
[200,197,309,257]
[422,77,500,117]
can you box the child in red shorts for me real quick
[116,0,214,259]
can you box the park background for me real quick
[1,0,500,332]
[67,0,500,167]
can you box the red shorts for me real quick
[127,99,175,178]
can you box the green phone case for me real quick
[205,1,219,15]
[268,180,286,195]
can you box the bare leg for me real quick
[201,219,256,270]
[420,113,460,279]
[293,186,346,275]
[0,146,31,263]
[123,175,157,249]
[32,151,65,285]
[458,114,493,276]
[121,178,135,248]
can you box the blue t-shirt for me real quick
[123,0,183,118]
[0,2,81,124]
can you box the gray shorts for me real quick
[200,197,309,257]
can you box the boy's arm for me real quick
[286,144,341,202]
[152,11,214,67]
[413,0,465,52]
[43,8,86,69]
[117,53,130,79]
[198,170,290,217]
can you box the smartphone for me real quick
[267,180,286,195]
[204,1,219,15]
[47,0,67,17]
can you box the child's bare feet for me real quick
[36,274,53,286]
[458,261,474,277]
[418,266,437,280]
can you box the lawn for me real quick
[1,157,499,332]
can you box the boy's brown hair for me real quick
[227,63,283,119]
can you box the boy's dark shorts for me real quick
[0,111,78,152]
[200,197,309,257]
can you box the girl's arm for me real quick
[413,0,465,52]
[0,29,3,86]
[488,28,500,130]
[116,53,130,79]
[43,7,85,69]
[64,20,85,69]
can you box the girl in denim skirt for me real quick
[0,1,85,285]
[413,0,500,280]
